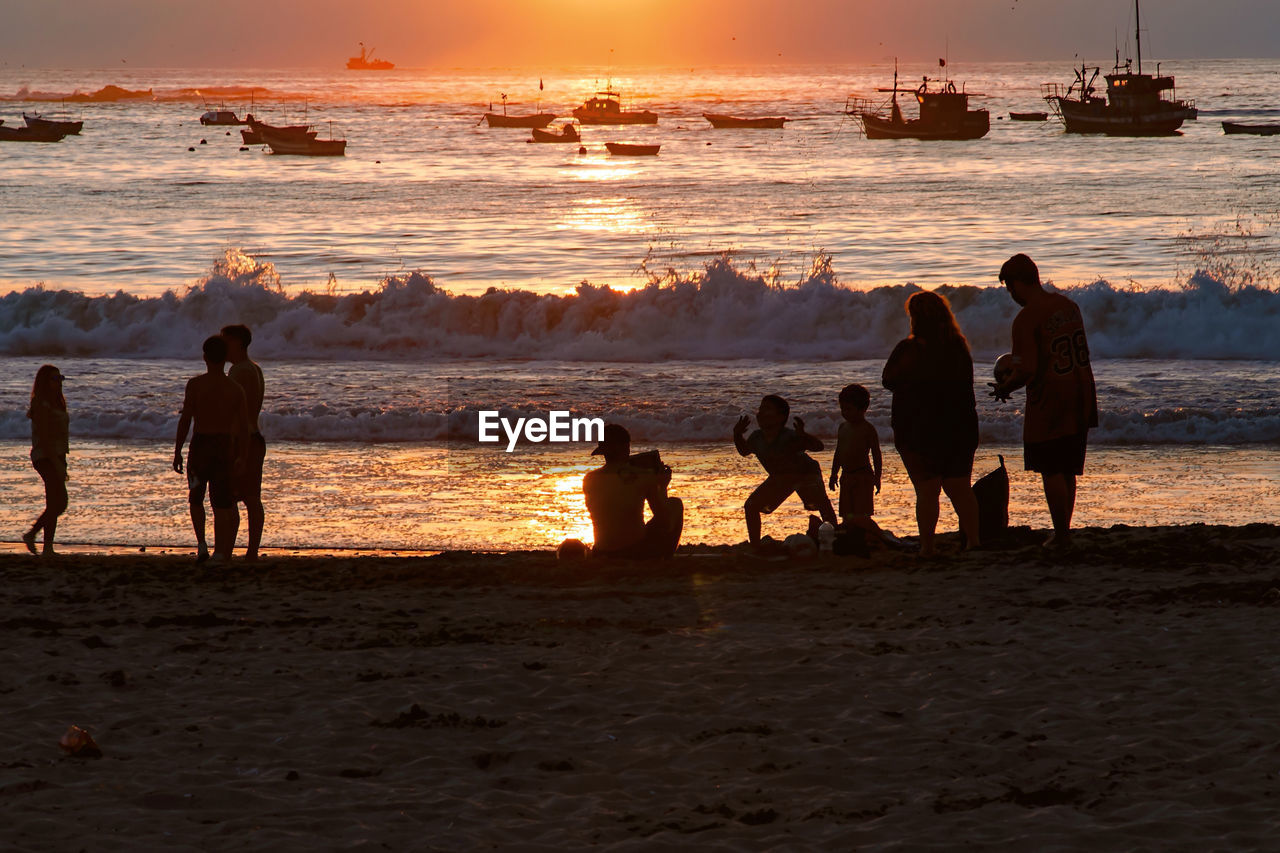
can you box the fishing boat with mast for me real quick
[846,61,989,140]
[1041,0,1196,136]
[572,89,657,125]
[346,43,394,71]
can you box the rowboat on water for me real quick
[605,141,660,156]
[484,92,555,128]
[24,113,83,134]
[243,115,316,146]
[1009,111,1048,121]
[702,113,787,129]
[0,124,67,142]
[530,123,580,143]
[260,123,346,156]
[1222,121,1280,136]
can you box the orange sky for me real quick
[1,0,1276,67]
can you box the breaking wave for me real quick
[2,250,1279,362]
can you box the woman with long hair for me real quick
[882,291,981,556]
[23,365,69,556]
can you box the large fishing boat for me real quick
[1041,0,1196,136]
[346,43,394,71]
[572,91,657,125]
[846,63,989,141]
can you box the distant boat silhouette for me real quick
[530,123,580,143]
[242,115,316,146]
[1008,111,1048,122]
[347,43,394,71]
[847,62,989,140]
[23,113,83,135]
[1222,121,1280,136]
[573,91,657,125]
[605,142,660,156]
[200,108,245,126]
[483,93,555,128]
[1041,0,1196,136]
[703,113,787,129]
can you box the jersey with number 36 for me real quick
[1012,292,1099,443]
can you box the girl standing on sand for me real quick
[23,365,69,557]
[882,291,981,557]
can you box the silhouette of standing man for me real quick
[174,335,248,566]
[222,324,266,561]
[992,254,1098,549]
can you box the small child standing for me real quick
[734,394,838,546]
[829,383,895,544]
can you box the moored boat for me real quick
[605,141,660,156]
[847,63,989,141]
[24,113,83,135]
[703,113,787,129]
[1222,121,1280,136]
[530,123,580,143]
[1041,1,1196,136]
[1009,111,1048,121]
[483,92,555,128]
[261,124,345,156]
[0,124,67,142]
[242,115,316,145]
[200,109,245,126]
[573,91,657,125]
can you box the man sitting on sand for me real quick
[583,424,683,559]
[174,335,249,566]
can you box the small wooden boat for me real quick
[605,142,660,156]
[0,124,67,142]
[530,123,580,143]
[200,109,245,126]
[1009,111,1049,121]
[1222,121,1280,136]
[485,112,556,128]
[242,115,316,145]
[24,113,83,135]
[261,124,345,156]
[703,113,787,129]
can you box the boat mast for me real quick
[1134,0,1142,74]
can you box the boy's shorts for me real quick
[747,471,828,515]
[187,433,236,510]
[1025,431,1089,476]
[839,468,875,519]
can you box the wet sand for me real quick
[2,523,1279,851]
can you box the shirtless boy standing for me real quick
[174,335,249,565]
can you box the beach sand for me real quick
[3,524,1279,851]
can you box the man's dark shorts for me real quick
[236,432,266,502]
[1025,431,1089,476]
[188,433,236,509]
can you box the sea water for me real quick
[1,62,1277,551]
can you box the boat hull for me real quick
[1009,112,1048,121]
[484,113,556,128]
[861,111,990,140]
[1222,121,1280,136]
[243,119,315,146]
[605,142,660,156]
[0,125,66,142]
[573,110,657,125]
[530,126,580,143]
[1053,98,1195,136]
[703,113,787,129]
[260,128,346,156]
[24,114,82,135]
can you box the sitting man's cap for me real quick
[591,423,631,456]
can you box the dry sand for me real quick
[2,524,1279,851]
